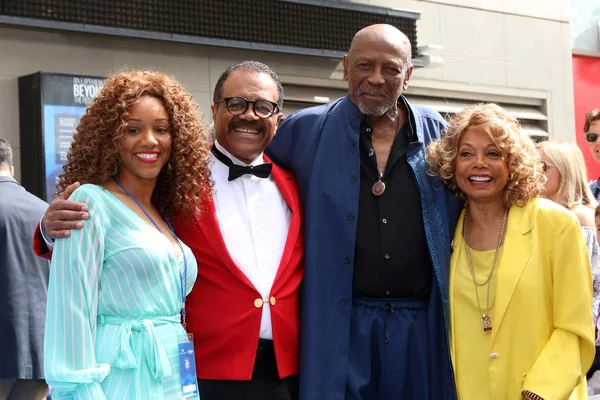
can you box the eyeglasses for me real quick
[585,131,599,143]
[541,160,556,173]
[215,96,279,119]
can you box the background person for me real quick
[537,140,600,391]
[44,70,211,399]
[536,141,600,318]
[427,103,595,400]
[0,139,49,400]
[583,109,600,200]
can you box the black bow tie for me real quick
[211,145,273,182]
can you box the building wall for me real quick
[0,25,339,182]
[0,0,576,183]
[570,0,600,180]
[355,0,574,139]
[570,0,600,53]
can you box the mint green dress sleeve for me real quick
[44,186,110,400]
[45,184,199,399]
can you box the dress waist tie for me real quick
[98,314,180,400]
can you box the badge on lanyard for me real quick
[178,333,198,398]
[112,177,198,397]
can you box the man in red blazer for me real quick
[34,61,303,400]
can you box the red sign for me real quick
[573,54,600,181]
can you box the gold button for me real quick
[254,298,264,308]
[269,296,276,306]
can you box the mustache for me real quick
[228,119,266,134]
[357,86,388,98]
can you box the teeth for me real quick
[136,153,158,159]
[469,176,491,182]
[235,127,259,134]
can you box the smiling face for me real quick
[538,149,561,202]
[118,95,172,184]
[454,128,510,207]
[211,70,283,164]
[587,120,600,164]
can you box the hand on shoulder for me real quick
[43,182,89,239]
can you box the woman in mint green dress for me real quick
[44,71,212,399]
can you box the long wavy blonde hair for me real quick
[537,140,596,209]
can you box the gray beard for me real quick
[355,91,394,116]
[357,101,389,116]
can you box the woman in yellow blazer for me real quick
[426,103,595,400]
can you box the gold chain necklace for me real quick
[462,206,508,333]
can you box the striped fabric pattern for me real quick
[44,184,199,400]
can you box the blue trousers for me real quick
[345,298,430,400]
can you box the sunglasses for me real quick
[541,160,556,173]
[585,131,599,143]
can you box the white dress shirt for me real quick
[211,140,292,340]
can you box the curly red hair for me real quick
[57,70,212,220]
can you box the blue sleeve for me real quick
[267,115,298,171]
[44,186,109,400]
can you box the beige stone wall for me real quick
[0,26,337,181]
[353,0,574,141]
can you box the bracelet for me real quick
[522,390,544,400]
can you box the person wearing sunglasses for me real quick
[584,109,600,201]
[537,141,599,311]
[537,140,600,393]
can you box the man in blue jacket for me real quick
[267,24,461,400]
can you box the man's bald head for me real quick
[347,24,412,66]
[343,24,414,117]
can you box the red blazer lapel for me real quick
[194,196,257,288]
[266,154,302,285]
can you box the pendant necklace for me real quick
[372,172,386,196]
[370,112,406,197]
[462,206,508,333]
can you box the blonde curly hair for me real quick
[425,103,545,207]
[58,70,212,220]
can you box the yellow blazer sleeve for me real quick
[522,211,595,399]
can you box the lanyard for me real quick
[112,177,188,330]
